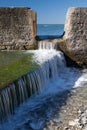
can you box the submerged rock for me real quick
[59,7,87,67]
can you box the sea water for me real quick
[37,24,64,35]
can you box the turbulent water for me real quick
[0,42,87,130]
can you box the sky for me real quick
[0,0,87,24]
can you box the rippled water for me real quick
[37,24,64,35]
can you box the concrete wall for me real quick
[0,7,36,50]
[64,7,87,42]
[60,7,87,67]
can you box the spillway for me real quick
[0,42,65,121]
[0,42,87,130]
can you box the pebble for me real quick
[78,109,81,114]
[81,117,87,124]
[69,120,77,126]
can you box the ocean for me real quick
[37,24,64,36]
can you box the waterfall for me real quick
[0,42,66,121]
[38,41,57,50]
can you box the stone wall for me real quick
[59,7,87,67]
[0,7,36,50]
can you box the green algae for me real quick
[0,51,39,89]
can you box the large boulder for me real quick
[60,7,87,67]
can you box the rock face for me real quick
[60,7,87,67]
[0,7,36,50]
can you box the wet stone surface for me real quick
[43,87,87,130]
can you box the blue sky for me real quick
[0,0,87,24]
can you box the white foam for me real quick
[74,72,87,88]
[33,49,65,65]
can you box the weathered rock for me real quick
[60,7,87,67]
[0,7,37,50]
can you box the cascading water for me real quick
[1,42,87,130]
[38,41,57,50]
[0,42,65,121]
